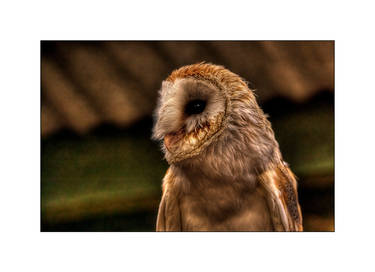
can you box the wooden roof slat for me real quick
[41,102,64,137]
[312,41,334,91]
[56,43,150,126]
[105,41,169,93]
[42,58,101,134]
[208,41,278,102]
[157,41,218,67]
[258,41,315,102]
[269,41,334,94]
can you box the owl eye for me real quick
[185,99,207,115]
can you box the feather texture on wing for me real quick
[259,162,303,231]
[156,169,181,231]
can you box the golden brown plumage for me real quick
[153,63,303,231]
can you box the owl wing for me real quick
[156,168,182,231]
[259,162,303,231]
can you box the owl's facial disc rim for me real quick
[158,76,232,164]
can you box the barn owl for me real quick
[152,63,303,231]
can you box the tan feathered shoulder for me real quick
[156,168,181,231]
[259,162,303,231]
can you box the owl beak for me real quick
[164,135,173,151]
[164,128,185,151]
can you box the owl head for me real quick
[152,63,280,174]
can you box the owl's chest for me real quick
[179,184,274,231]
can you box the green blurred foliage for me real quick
[42,121,168,229]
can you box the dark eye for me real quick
[185,99,207,115]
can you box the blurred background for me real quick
[41,41,334,231]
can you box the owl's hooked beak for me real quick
[162,112,224,158]
[164,128,185,151]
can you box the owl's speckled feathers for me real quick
[152,63,303,231]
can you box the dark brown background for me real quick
[41,41,334,231]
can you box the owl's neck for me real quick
[171,124,282,192]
